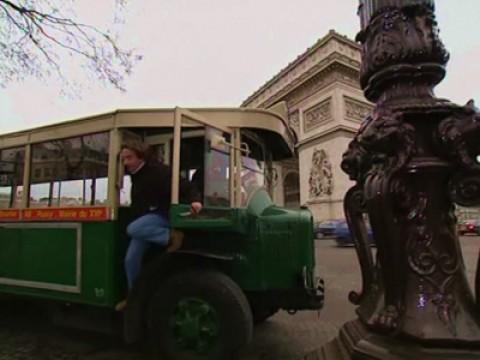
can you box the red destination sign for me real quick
[0,209,21,221]
[21,207,110,221]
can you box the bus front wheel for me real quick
[147,269,253,360]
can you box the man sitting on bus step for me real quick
[116,142,202,311]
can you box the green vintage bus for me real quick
[0,106,324,360]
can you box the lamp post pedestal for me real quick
[305,1,480,359]
[307,320,480,360]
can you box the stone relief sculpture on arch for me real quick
[309,148,333,199]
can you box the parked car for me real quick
[458,219,480,235]
[334,219,375,247]
[314,219,344,239]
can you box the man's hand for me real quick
[191,202,203,214]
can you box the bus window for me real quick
[203,128,230,207]
[29,132,110,208]
[240,132,266,206]
[118,124,232,209]
[120,175,132,206]
[118,129,143,207]
[0,147,25,209]
[119,128,179,207]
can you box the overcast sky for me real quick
[1,0,479,134]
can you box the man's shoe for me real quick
[115,299,127,312]
[167,229,184,253]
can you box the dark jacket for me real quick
[130,162,200,220]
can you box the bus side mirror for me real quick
[210,133,229,150]
[240,142,251,156]
[209,134,250,156]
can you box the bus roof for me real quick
[0,106,296,160]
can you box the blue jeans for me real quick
[125,213,170,289]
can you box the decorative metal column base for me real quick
[304,321,480,360]
[311,1,480,359]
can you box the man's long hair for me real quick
[121,141,157,164]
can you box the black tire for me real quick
[251,306,278,324]
[147,269,253,360]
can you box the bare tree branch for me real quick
[0,0,140,92]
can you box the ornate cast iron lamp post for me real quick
[306,0,480,358]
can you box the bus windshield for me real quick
[240,131,268,206]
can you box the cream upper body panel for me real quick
[0,107,295,158]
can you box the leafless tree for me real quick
[0,0,140,91]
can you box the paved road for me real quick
[0,236,479,360]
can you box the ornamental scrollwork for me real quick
[396,185,459,329]
[357,4,449,97]
[335,0,480,350]
[450,174,480,208]
[437,100,480,208]
[341,106,416,184]
[437,100,480,172]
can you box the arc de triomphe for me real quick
[243,30,373,222]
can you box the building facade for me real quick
[243,30,373,221]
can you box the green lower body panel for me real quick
[0,221,128,308]
[0,224,79,292]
